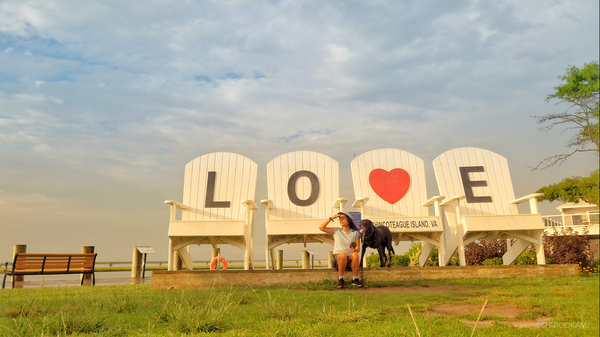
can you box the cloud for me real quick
[0,0,598,262]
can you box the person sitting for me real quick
[319,212,363,288]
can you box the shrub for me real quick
[366,253,410,267]
[543,226,592,267]
[465,240,507,265]
[482,257,503,265]
[512,248,537,265]
[448,256,460,266]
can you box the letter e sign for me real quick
[459,166,492,203]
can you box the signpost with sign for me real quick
[135,246,155,278]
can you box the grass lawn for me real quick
[0,275,597,336]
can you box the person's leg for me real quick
[336,252,348,276]
[349,252,360,276]
[349,252,363,287]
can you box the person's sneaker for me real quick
[337,278,345,289]
[351,278,363,287]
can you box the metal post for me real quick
[276,250,283,270]
[132,247,142,278]
[13,245,26,282]
[142,253,148,278]
[82,246,94,283]
[174,253,183,271]
[301,250,310,269]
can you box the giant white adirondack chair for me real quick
[261,151,347,269]
[165,152,258,271]
[432,147,545,266]
[351,149,447,266]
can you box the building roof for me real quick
[556,201,600,212]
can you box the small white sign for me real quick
[137,246,155,254]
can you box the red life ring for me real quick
[210,256,228,270]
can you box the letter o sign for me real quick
[287,170,320,206]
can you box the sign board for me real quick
[349,212,361,225]
[136,246,155,254]
[369,217,442,232]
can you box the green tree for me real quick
[536,170,599,205]
[533,61,599,169]
[534,62,599,206]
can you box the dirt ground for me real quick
[361,285,554,328]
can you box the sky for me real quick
[1,0,598,265]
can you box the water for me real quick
[3,271,152,289]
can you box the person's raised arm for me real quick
[319,214,339,235]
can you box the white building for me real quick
[543,201,599,257]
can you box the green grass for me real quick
[0,276,597,336]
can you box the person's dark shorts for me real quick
[332,254,351,270]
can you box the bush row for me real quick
[365,226,597,273]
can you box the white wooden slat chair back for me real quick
[166,152,258,271]
[262,151,347,269]
[432,147,545,266]
[351,148,446,266]
[433,147,517,217]
[182,152,257,221]
[351,148,429,217]
[266,151,340,220]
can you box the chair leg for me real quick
[536,234,546,265]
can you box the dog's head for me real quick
[359,219,375,237]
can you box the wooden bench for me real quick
[2,253,97,289]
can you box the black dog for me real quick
[359,219,395,267]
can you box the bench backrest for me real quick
[12,253,97,272]
[181,152,258,222]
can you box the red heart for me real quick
[369,168,410,204]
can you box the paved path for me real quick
[2,271,152,289]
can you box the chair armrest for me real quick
[260,199,274,210]
[509,193,544,205]
[333,198,348,209]
[510,193,544,214]
[352,197,369,208]
[422,195,445,207]
[440,195,465,207]
[164,200,189,210]
[242,200,258,210]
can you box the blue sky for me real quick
[1,0,598,263]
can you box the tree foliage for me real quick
[533,61,599,169]
[536,170,599,205]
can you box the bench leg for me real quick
[2,274,8,289]
[80,273,96,286]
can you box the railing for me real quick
[543,214,599,227]
[542,215,563,227]
[542,214,599,236]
